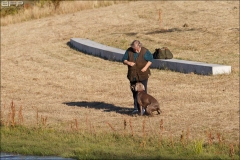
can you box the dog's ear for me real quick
[134,84,138,91]
[130,84,136,91]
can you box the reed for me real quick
[139,139,146,149]
[217,132,223,144]
[40,115,47,126]
[186,126,190,145]
[70,120,74,131]
[169,132,174,148]
[0,103,6,126]
[160,119,164,131]
[74,118,78,131]
[10,100,16,127]
[158,9,163,29]
[89,121,96,135]
[6,108,11,127]
[85,113,88,127]
[229,143,235,157]
[70,118,79,132]
[158,119,164,146]
[129,118,134,137]
[32,106,39,125]
[180,130,185,146]
[5,101,23,127]
[123,119,127,130]
[106,121,116,132]
[207,130,214,145]
[142,118,146,138]
[18,105,24,125]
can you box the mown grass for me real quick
[1,125,239,160]
[1,1,239,159]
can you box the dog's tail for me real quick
[158,102,163,115]
[157,109,161,115]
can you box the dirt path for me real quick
[1,1,239,143]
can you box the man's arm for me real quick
[141,50,153,72]
[141,61,152,72]
[122,51,128,65]
[122,51,135,66]
[124,60,135,67]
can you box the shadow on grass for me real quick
[110,28,197,36]
[145,27,196,34]
[111,32,138,36]
[63,101,132,115]
[66,41,115,61]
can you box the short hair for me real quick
[130,40,142,48]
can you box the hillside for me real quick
[1,1,239,143]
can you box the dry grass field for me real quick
[1,1,239,144]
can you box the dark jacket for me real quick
[126,47,151,82]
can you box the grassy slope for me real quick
[1,126,238,159]
[1,0,239,154]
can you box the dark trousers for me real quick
[130,79,148,110]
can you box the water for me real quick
[0,152,75,160]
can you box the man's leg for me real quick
[140,79,148,93]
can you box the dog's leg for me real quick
[146,107,153,116]
[139,105,143,116]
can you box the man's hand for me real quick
[128,62,136,67]
[141,67,147,72]
[141,61,152,72]
[124,60,135,67]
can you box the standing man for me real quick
[122,40,153,114]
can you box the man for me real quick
[122,40,153,114]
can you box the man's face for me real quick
[133,44,140,53]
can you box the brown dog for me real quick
[135,82,161,116]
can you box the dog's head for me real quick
[135,82,145,91]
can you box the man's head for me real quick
[130,40,142,53]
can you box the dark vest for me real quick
[127,47,151,82]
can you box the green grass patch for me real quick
[1,125,239,159]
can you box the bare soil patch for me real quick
[1,1,239,143]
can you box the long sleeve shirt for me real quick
[122,49,153,62]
